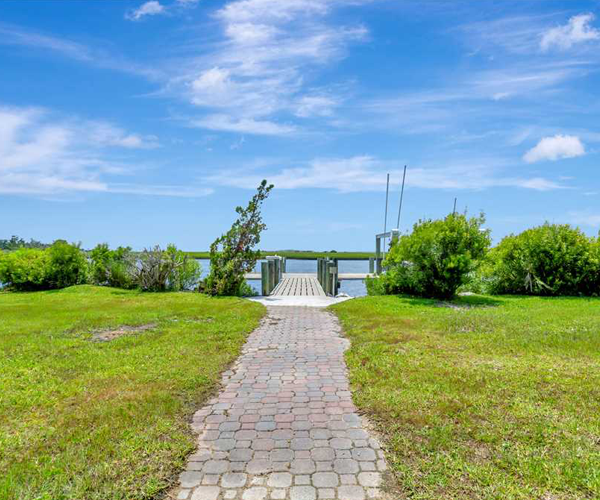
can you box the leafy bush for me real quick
[90,244,136,289]
[44,241,89,289]
[372,213,490,299]
[487,223,600,296]
[135,245,201,292]
[0,248,50,291]
[365,276,386,296]
[0,241,87,291]
[203,180,273,296]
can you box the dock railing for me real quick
[375,229,400,275]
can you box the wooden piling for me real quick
[261,262,269,295]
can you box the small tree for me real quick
[203,180,274,296]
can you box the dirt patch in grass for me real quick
[91,323,157,342]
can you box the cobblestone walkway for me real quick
[174,306,388,500]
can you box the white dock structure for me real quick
[271,274,326,296]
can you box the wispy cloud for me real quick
[126,1,166,21]
[459,15,553,55]
[205,155,565,193]
[541,13,600,51]
[0,22,161,79]
[86,122,160,149]
[523,135,585,163]
[459,12,600,55]
[174,0,368,134]
[191,115,296,136]
[0,105,208,197]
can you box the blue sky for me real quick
[1,0,599,251]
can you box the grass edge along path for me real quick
[0,285,265,500]
[331,295,600,500]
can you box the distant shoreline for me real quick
[186,251,375,260]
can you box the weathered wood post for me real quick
[331,262,339,296]
[282,257,287,273]
[261,261,269,296]
[332,258,339,295]
[369,257,375,274]
[317,258,324,287]
[317,258,321,286]
[273,257,280,285]
[318,258,323,288]
[268,259,275,292]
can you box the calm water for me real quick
[197,259,369,297]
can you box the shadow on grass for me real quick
[392,293,505,308]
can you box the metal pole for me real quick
[396,165,407,229]
[383,173,390,257]
[453,197,457,215]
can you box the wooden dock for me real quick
[270,274,325,296]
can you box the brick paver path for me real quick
[174,306,387,500]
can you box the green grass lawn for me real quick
[332,295,600,500]
[0,285,264,500]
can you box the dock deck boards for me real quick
[271,275,326,296]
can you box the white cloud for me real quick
[0,106,206,197]
[523,135,585,163]
[541,13,600,51]
[177,0,367,132]
[87,122,160,149]
[192,114,296,136]
[459,15,552,55]
[126,1,165,21]
[294,95,339,118]
[205,155,564,193]
[0,22,161,79]
[107,184,213,197]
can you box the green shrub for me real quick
[90,244,135,289]
[135,245,201,292]
[365,276,386,296]
[372,213,490,299]
[165,245,202,291]
[0,248,50,291]
[44,241,89,289]
[0,241,88,291]
[487,223,600,296]
[238,281,258,297]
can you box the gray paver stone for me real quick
[173,307,387,500]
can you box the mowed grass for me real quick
[332,295,600,500]
[0,285,264,500]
